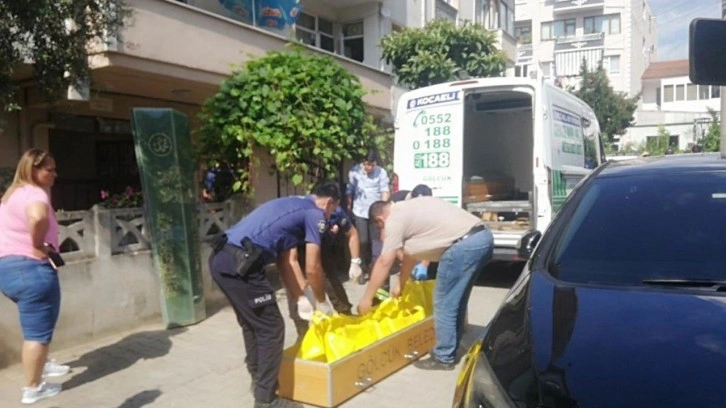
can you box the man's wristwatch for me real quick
[350,258,362,265]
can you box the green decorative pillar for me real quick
[131,108,205,327]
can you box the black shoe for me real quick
[253,397,301,408]
[357,273,370,285]
[412,356,455,371]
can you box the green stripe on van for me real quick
[551,170,568,212]
[437,196,459,205]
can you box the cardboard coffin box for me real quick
[278,317,435,407]
[463,178,514,203]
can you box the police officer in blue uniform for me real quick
[208,182,340,408]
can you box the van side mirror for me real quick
[516,230,542,260]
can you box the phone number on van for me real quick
[414,152,450,169]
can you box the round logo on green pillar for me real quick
[148,133,173,157]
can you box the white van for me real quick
[393,77,605,260]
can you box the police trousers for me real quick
[209,245,283,404]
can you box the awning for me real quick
[554,48,603,77]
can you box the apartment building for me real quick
[0,0,516,209]
[619,60,721,151]
[295,0,517,74]
[512,0,656,96]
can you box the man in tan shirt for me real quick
[357,197,494,370]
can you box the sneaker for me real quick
[412,356,455,371]
[21,382,61,404]
[43,359,70,377]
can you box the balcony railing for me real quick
[552,0,605,13]
[556,32,605,45]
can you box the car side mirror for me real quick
[516,230,542,260]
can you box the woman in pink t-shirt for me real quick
[0,148,68,404]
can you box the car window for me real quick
[550,172,726,286]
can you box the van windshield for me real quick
[550,172,726,286]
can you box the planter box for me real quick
[278,317,435,407]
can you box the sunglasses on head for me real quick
[32,151,47,167]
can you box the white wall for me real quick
[387,0,422,28]
[0,246,228,368]
[622,123,700,151]
[623,110,713,151]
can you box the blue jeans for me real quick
[432,229,494,363]
[0,255,61,343]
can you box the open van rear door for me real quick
[548,106,596,211]
[394,90,465,206]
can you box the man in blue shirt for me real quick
[201,162,234,202]
[208,182,340,408]
[346,150,390,283]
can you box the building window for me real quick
[484,0,499,30]
[675,84,685,101]
[499,1,514,35]
[712,86,721,99]
[483,0,513,35]
[295,13,335,53]
[342,21,364,62]
[687,84,698,100]
[656,87,661,107]
[541,19,576,40]
[515,64,530,78]
[663,85,674,102]
[584,14,621,35]
[436,0,458,23]
[699,85,710,100]
[515,24,532,44]
[603,55,620,74]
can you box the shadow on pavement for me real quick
[117,389,162,408]
[461,324,486,350]
[61,328,187,392]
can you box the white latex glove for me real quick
[297,296,314,321]
[316,298,335,316]
[348,263,363,281]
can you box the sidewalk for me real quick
[0,273,510,408]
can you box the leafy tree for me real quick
[701,108,720,152]
[0,1,129,110]
[571,61,639,145]
[644,125,673,155]
[380,19,507,89]
[197,48,389,195]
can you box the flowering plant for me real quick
[98,186,144,209]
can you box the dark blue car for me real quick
[453,154,726,408]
